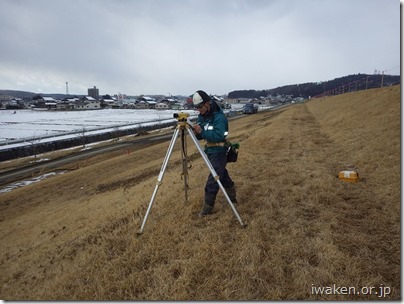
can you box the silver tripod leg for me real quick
[180,128,189,204]
[138,128,180,234]
[186,127,246,227]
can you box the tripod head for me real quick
[173,112,193,128]
[173,112,189,122]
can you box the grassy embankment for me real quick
[0,85,400,300]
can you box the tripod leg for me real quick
[186,127,246,227]
[181,128,189,204]
[138,128,180,234]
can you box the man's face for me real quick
[196,102,209,114]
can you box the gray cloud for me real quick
[0,0,399,95]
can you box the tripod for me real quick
[138,112,245,234]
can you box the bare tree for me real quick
[79,125,87,148]
[27,133,41,159]
[113,125,120,141]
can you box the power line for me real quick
[383,65,400,72]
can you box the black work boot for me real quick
[225,185,238,204]
[199,202,213,216]
[199,193,216,216]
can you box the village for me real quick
[0,85,303,111]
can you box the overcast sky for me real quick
[0,0,400,96]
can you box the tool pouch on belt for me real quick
[225,141,239,163]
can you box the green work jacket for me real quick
[196,101,228,154]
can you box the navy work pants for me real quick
[204,151,234,206]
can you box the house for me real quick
[57,102,75,110]
[147,101,157,109]
[75,100,101,110]
[136,96,157,108]
[63,97,80,103]
[45,102,57,109]
[72,96,100,110]
[75,102,88,110]
[137,96,155,103]
[155,102,170,110]
[160,98,177,106]
[100,98,118,108]
[42,96,57,103]
[135,101,149,109]
[81,96,97,102]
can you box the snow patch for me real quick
[0,171,68,193]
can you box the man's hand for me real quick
[193,124,202,134]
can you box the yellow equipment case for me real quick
[338,170,359,183]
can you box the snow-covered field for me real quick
[0,104,253,151]
[0,108,197,141]
[0,103,251,192]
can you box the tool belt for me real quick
[205,141,226,147]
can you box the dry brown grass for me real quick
[0,85,400,300]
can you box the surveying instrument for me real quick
[138,112,245,234]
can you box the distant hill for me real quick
[0,90,84,100]
[0,90,37,99]
[228,73,400,99]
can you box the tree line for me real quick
[228,74,400,99]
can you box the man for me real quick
[192,90,237,216]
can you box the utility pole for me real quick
[381,71,385,87]
[66,82,69,95]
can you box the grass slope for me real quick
[0,85,400,300]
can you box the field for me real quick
[0,85,400,300]
[0,108,197,149]
[0,105,250,144]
